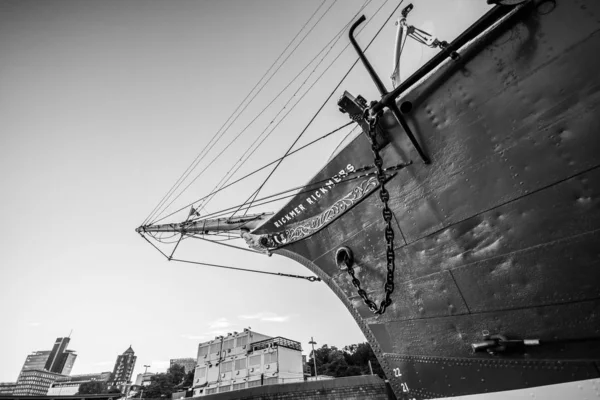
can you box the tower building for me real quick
[109,346,137,390]
[19,337,77,377]
[20,351,51,373]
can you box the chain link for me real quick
[343,112,397,315]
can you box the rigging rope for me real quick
[196,163,378,221]
[148,2,372,225]
[147,121,354,225]
[148,160,406,230]
[145,0,389,226]
[195,162,412,222]
[142,0,328,226]
[232,0,395,218]
[139,232,320,282]
[198,0,374,214]
[146,0,340,225]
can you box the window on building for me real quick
[209,343,220,353]
[196,367,206,378]
[232,382,245,391]
[219,385,231,392]
[220,361,232,373]
[234,359,246,370]
[265,377,278,385]
[236,336,248,347]
[198,346,209,357]
[249,355,261,366]
[264,351,278,364]
[247,380,260,388]
[222,339,234,351]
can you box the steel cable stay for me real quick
[197,33,350,215]
[146,121,354,226]
[146,151,409,230]
[193,163,396,222]
[142,0,329,226]
[148,0,376,226]
[147,160,375,228]
[138,232,321,283]
[143,161,407,242]
[146,0,394,224]
[145,0,342,226]
[141,164,409,280]
[232,0,400,218]
[221,0,392,220]
[197,0,375,214]
[144,0,394,227]
[141,164,400,260]
[190,21,350,221]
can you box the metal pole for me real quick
[368,360,374,375]
[141,364,150,399]
[309,337,318,380]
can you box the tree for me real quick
[307,342,386,379]
[78,381,108,395]
[344,342,384,378]
[167,364,186,387]
[181,370,194,389]
[140,373,174,398]
[130,364,193,398]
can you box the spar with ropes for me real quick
[137,0,410,282]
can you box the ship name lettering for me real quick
[273,163,355,228]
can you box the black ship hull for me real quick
[253,1,600,398]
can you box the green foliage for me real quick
[182,370,194,388]
[77,381,108,395]
[168,364,186,387]
[131,364,195,398]
[307,342,385,379]
[139,373,173,398]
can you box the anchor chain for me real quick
[341,111,398,315]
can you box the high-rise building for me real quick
[14,369,64,396]
[20,351,51,373]
[169,358,196,374]
[61,351,77,375]
[45,337,77,374]
[19,337,77,377]
[108,346,137,390]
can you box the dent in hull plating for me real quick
[259,0,600,398]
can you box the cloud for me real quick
[28,322,41,327]
[209,318,232,330]
[238,312,290,322]
[180,334,206,341]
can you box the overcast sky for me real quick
[0,0,490,382]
